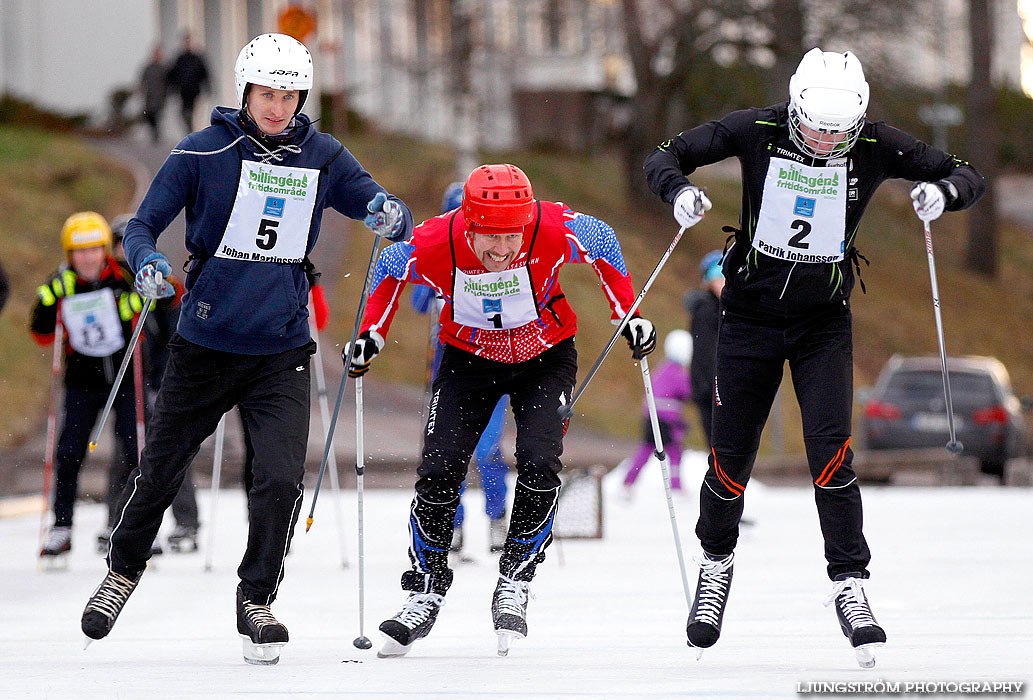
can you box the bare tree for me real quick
[965,0,998,277]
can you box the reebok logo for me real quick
[295,366,305,371]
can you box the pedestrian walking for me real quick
[644,47,984,667]
[165,34,210,134]
[80,33,413,666]
[345,163,656,657]
[139,46,168,144]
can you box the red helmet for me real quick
[462,164,534,233]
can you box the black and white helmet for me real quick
[234,33,313,112]
[788,48,869,158]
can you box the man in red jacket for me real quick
[345,164,656,657]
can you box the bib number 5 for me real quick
[257,219,279,251]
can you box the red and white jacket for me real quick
[362,200,637,364]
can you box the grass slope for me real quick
[0,126,134,447]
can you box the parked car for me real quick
[859,355,1032,481]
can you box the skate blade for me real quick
[377,633,413,658]
[83,635,94,650]
[496,629,524,657]
[240,635,283,665]
[687,643,705,661]
[38,554,70,572]
[854,642,883,669]
[168,542,199,553]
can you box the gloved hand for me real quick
[910,182,948,222]
[342,330,385,377]
[135,253,174,299]
[364,192,406,241]
[673,186,712,229]
[621,316,657,360]
[309,284,329,332]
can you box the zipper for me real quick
[778,262,797,300]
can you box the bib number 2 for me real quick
[788,219,811,249]
[257,219,279,251]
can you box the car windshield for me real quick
[883,370,995,403]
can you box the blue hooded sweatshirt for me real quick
[123,107,413,355]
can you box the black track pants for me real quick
[405,339,577,590]
[54,382,137,528]
[698,301,871,580]
[109,335,314,603]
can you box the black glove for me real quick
[342,330,384,377]
[621,316,657,360]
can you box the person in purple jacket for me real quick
[81,33,413,666]
[622,329,692,497]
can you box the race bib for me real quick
[453,266,539,330]
[216,160,320,264]
[753,157,847,263]
[61,288,125,357]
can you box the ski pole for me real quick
[559,226,687,420]
[307,235,382,531]
[352,375,372,650]
[131,328,145,461]
[203,413,226,572]
[38,311,64,558]
[638,355,693,610]
[922,214,963,454]
[89,298,153,452]
[308,311,349,569]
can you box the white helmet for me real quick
[788,48,869,158]
[664,330,693,368]
[235,33,313,112]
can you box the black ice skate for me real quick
[686,552,734,659]
[824,576,886,669]
[378,592,445,657]
[167,525,199,553]
[81,569,144,644]
[40,526,71,569]
[488,515,507,554]
[492,575,533,656]
[236,584,289,665]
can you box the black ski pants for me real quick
[54,381,137,528]
[699,300,871,580]
[109,335,314,604]
[404,339,577,594]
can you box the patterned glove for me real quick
[135,253,174,299]
[364,192,406,241]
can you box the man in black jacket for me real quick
[645,48,984,668]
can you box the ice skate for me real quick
[686,552,734,659]
[492,575,532,656]
[236,584,288,665]
[39,526,72,570]
[824,576,886,669]
[378,592,445,658]
[167,525,199,553]
[488,516,507,554]
[81,569,144,643]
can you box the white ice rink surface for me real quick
[0,451,1029,699]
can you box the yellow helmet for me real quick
[61,211,112,253]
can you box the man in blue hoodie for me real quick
[81,33,414,666]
